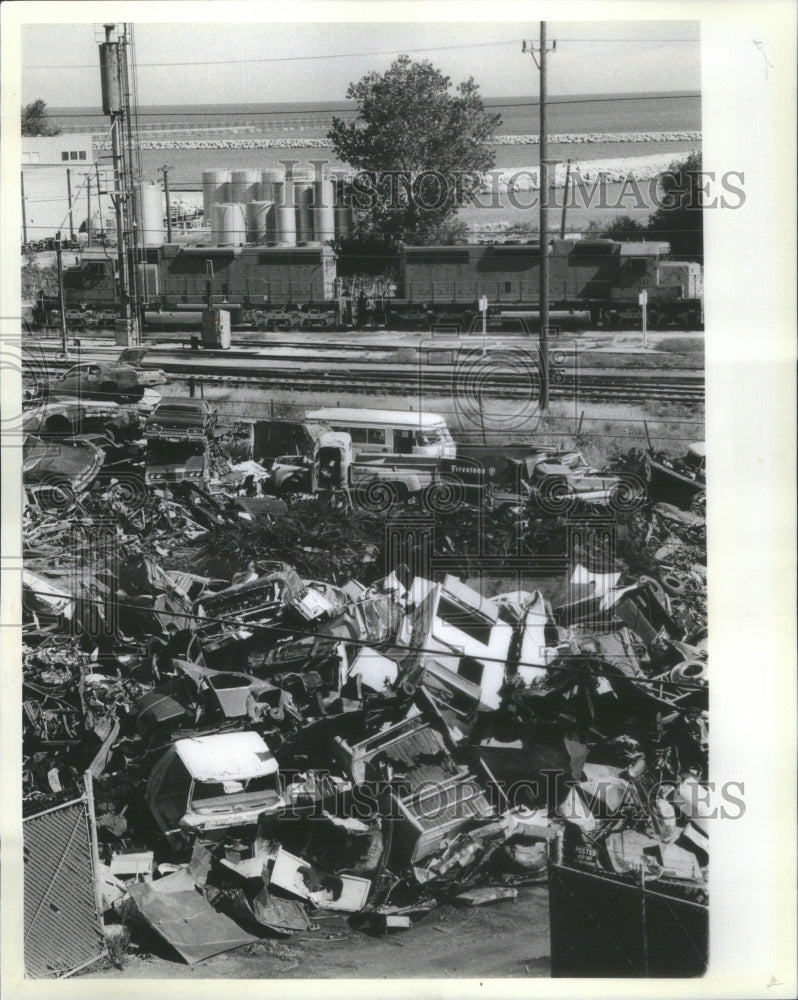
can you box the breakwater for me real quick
[94,129,700,153]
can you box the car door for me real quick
[146,751,193,836]
[54,364,95,394]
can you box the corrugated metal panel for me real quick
[22,133,94,166]
[24,796,104,978]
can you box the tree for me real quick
[645,152,703,261]
[587,153,704,261]
[22,99,61,137]
[329,55,500,248]
[585,215,648,241]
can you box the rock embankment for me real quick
[94,129,701,153]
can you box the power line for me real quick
[21,587,706,693]
[24,38,700,71]
[44,93,701,119]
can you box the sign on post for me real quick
[479,296,488,354]
[639,289,648,349]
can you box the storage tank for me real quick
[334,180,353,240]
[213,202,247,246]
[273,182,297,246]
[247,200,275,244]
[140,182,165,247]
[230,169,261,205]
[203,170,231,232]
[295,183,315,244]
[259,169,284,201]
[314,177,336,243]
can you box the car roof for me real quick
[153,398,207,409]
[307,407,446,428]
[173,732,278,780]
[687,442,706,458]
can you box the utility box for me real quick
[201,307,231,349]
[114,318,134,346]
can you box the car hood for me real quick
[23,436,104,488]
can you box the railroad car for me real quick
[394,239,703,330]
[39,237,703,333]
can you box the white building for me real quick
[21,133,113,242]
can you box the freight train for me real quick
[33,236,703,333]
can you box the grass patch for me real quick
[656,337,705,356]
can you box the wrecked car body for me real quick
[145,732,285,849]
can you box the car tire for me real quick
[660,572,687,597]
[100,381,119,399]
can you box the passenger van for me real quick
[305,407,456,458]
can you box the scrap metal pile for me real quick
[21,414,708,967]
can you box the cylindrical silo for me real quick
[295,183,315,244]
[259,169,284,202]
[230,169,261,205]
[314,177,336,244]
[273,182,297,246]
[213,202,247,246]
[334,180,353,240]
[140,182,165,247]
[203,170,231,232]
[246,200,274,244]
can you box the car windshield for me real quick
[61,365,94,380]
[190,773,281,810]
[415,428,443,445]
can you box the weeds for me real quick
[656,337,704,356]
[105,924,132,970]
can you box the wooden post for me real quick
[21,171,28,245]
[56,232,68,352]
[66,168,75,240]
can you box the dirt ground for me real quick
[85,886,551,980]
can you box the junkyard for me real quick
[8,12,749,988]
[19,353,710,978]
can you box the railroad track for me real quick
[22,352,704,405]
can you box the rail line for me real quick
[23,352,704,405]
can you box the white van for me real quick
[305,407,456,458]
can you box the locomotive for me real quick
[35,236,703,333]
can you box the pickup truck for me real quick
[308,431,487,511]
[271,433,635,514]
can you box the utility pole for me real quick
[99,23,141,345]
[101,25,129,334]
[560,159,571,239]
[120,24,141,343]
[21,171,28,245]
[87,173,92,247]
[55,232,68,352]
[523,26,556,411]
[160,165,173,242]
[66,168,75,240]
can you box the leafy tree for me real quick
[22,99,61,137]
[587,153,704,261]
[645,151,704,261]
[585,214,648,241]
[329,55,500,248]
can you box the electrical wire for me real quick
[43,93,701,119]
[25,36,700,72]
[20,586,706,693]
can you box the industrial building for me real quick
[21,133,113,243]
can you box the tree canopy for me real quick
[588,153,704,261]
[645,152,703,261]
[329,55,500,250]
[22,99,61,137]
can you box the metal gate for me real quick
[548,858,708,977]
[24,792,105,978]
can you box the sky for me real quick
[19,19,700,109]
